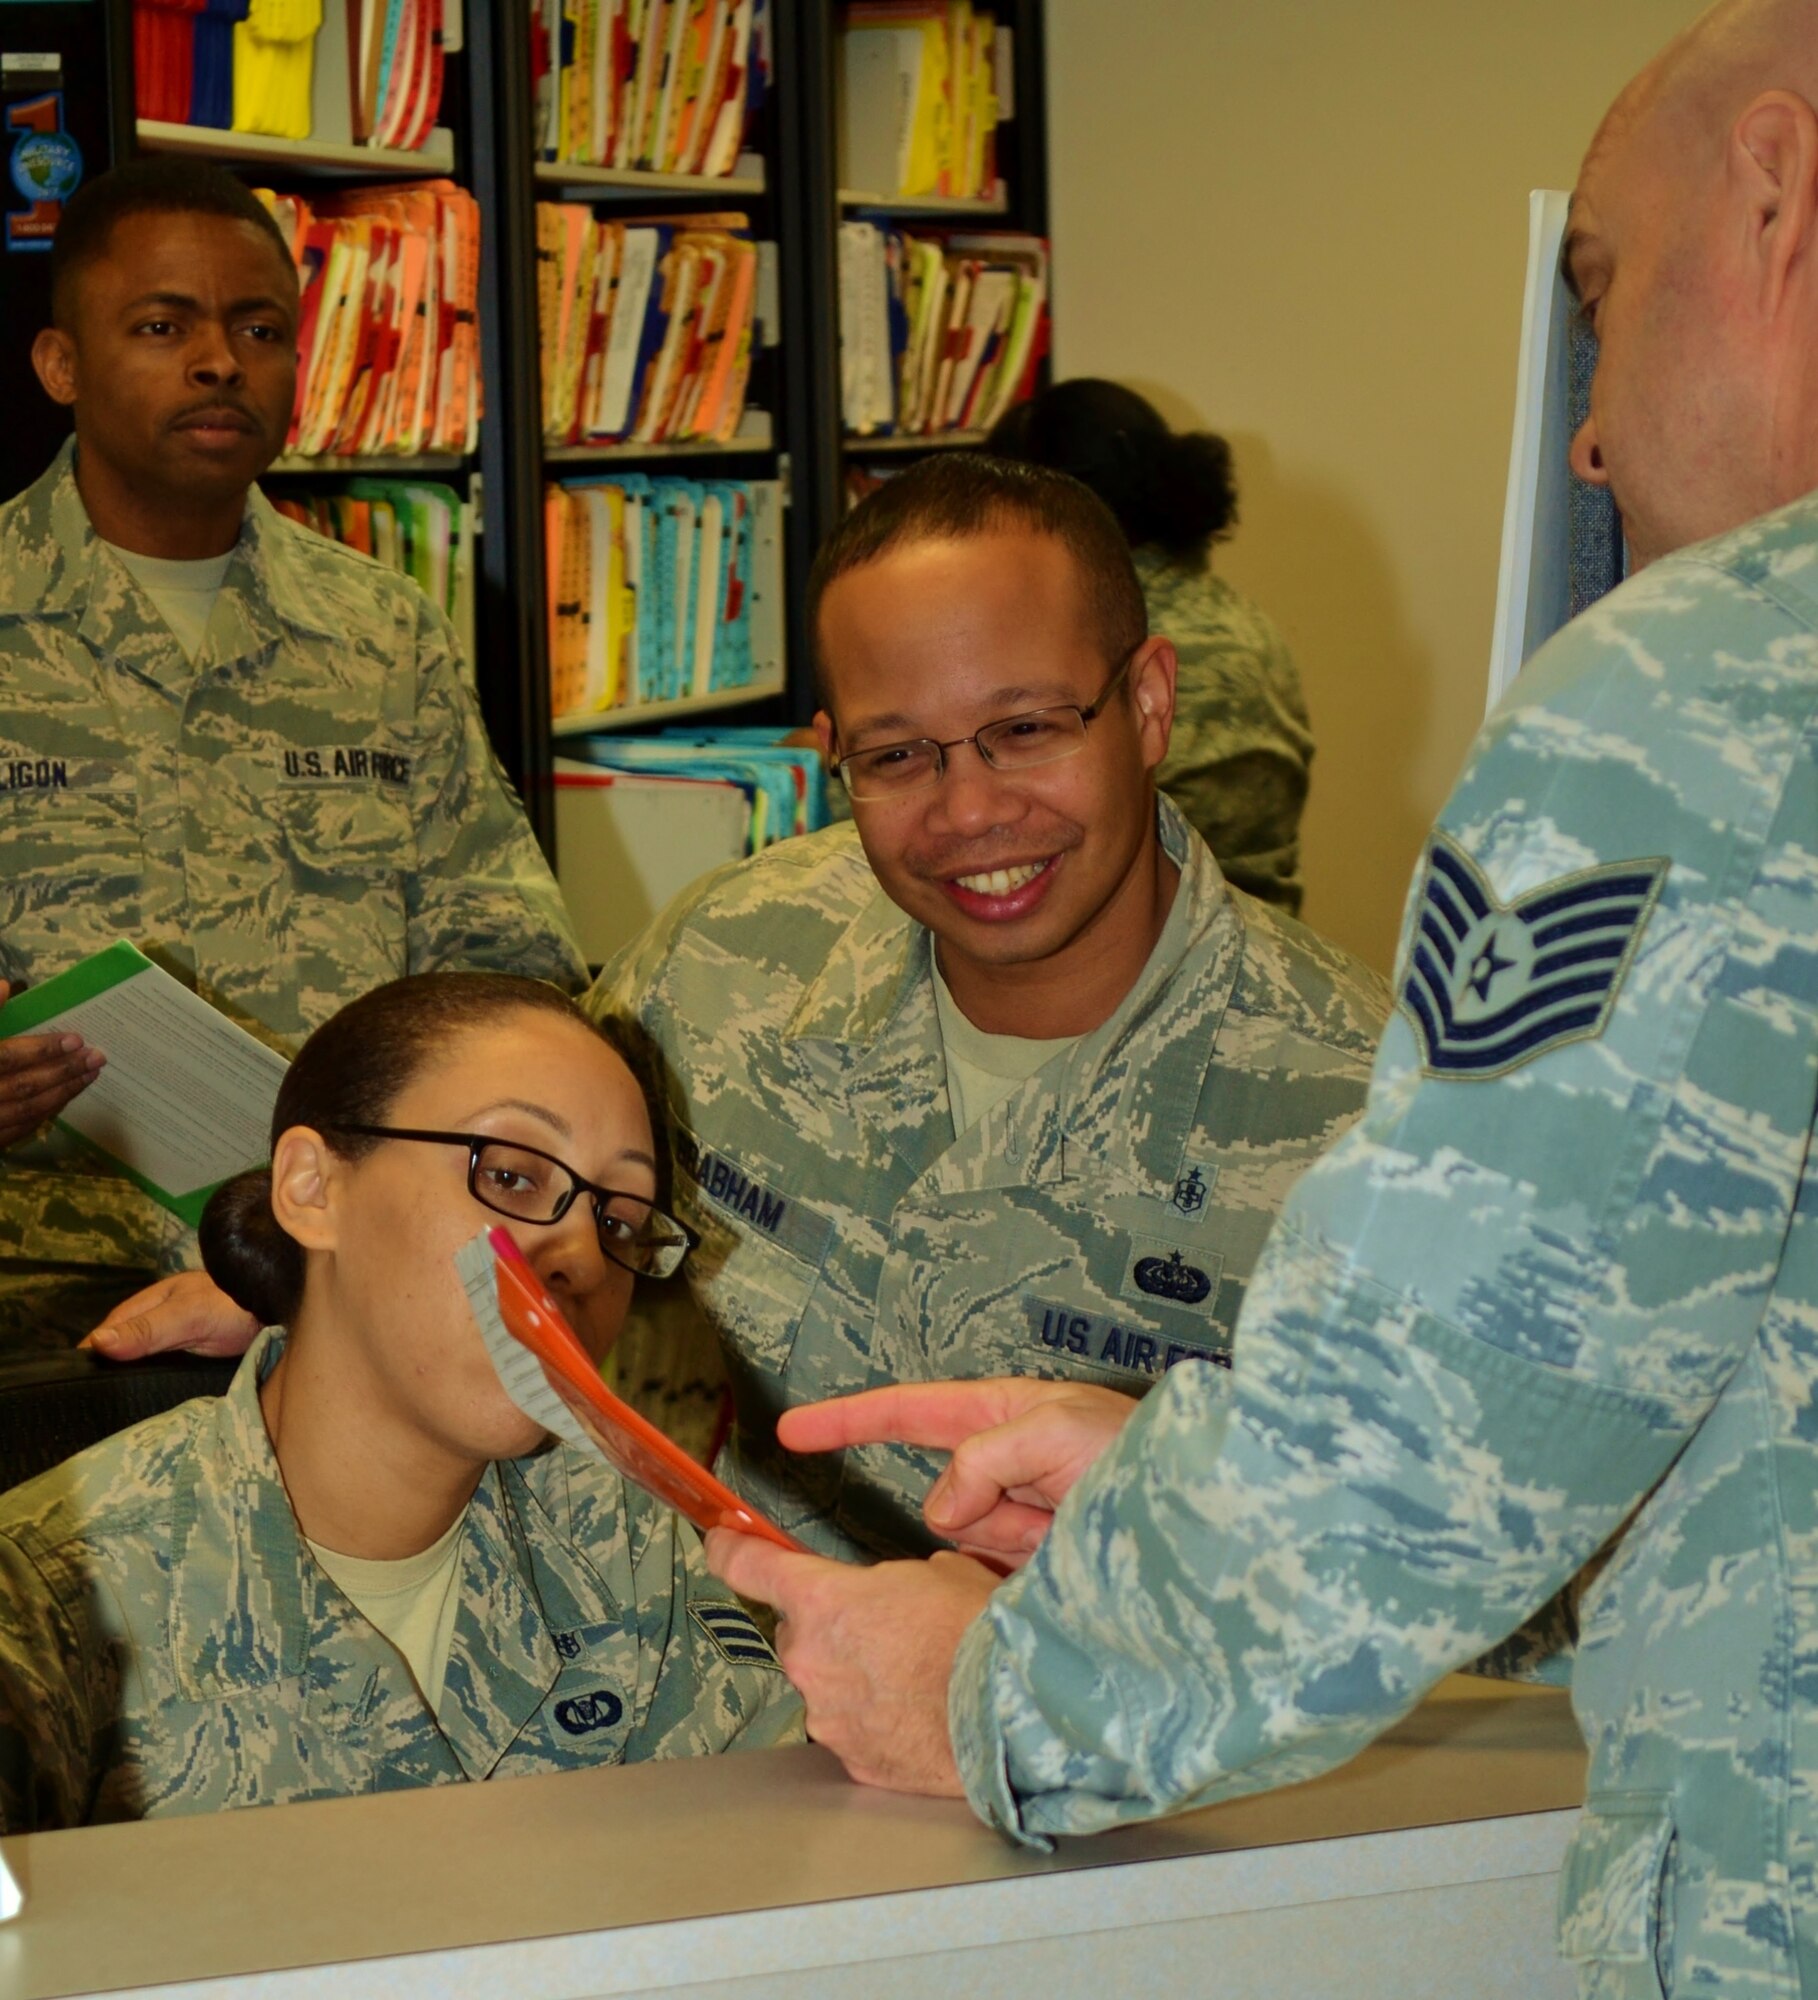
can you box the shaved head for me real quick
[1563,0,1818,565]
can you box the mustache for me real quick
[168,399,260,428]
[906,825,1083,880]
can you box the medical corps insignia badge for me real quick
[1399,835,1666,1080]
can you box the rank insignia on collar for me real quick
[1399,836,1666,1080]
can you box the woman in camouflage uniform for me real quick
[0,973,800,1830]
[989,379,1313,913]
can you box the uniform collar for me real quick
[166,1329,586,1781]
[5,437,341,650]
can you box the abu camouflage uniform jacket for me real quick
[0,444,585,1286]
[1138,548,1314,916]
[952,496,1818,1997]
[0,1329,801,1830]
[597,798,1388,1561]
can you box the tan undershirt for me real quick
[932,956,1080,1136]
[307,1507,468,1714]
[104,543,234,662]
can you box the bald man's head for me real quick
[1564,0,1818,566]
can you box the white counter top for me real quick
[0,1676,1586,2000]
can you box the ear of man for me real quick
[31,326,77,409]
[1128,635,1178,775]
[1731,88,1818,316]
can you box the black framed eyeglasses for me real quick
[835,647,1141,801]
[326,1125,690,1280]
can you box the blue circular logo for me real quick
[11,131,83,207]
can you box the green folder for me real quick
[0,942,289,1229]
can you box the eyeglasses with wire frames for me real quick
[325,1125,690,1279]
[834,645,1142,802]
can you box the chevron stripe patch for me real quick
[1399,837,1667,1080]
[691,1601,782,1667]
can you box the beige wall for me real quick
[1045,0,1699,972]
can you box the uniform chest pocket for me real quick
[888,1187,1236,1396]
[272,787,414,977]
[672,1135,833,1378]
[275,785,415,884]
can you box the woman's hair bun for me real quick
[986,377,1239,560]
[198,1169,303,1328]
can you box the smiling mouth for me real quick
[949,861,1048,895]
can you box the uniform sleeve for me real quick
[0,1532,108,1832]
[621,1509,805,1758]
[403,592,586,993]
[951,567,1818,1843]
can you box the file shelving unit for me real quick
[827,0,1052,573]
[525,143,795,755]
[64,0,1049,861]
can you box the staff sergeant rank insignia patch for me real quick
[1400,835,1666,1080]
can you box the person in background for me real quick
[0,972,800,1832]
[988,379,1313,914]
[0,159,584,1363]
[705,2,1818,1991]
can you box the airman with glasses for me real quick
[0,972,800,1831]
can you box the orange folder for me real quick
[488,1227,804,1551]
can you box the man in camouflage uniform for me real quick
[0,1325,801,1829]
[705,3,1818,1991]
[597,454,1388,1561]
[0,160,583,1357]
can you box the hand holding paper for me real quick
[0,944,288,1224]
[0,978,105,1150]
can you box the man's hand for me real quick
[0,982,104,1150]
[80,1270,259,1360]
[778,1378,1138,1567]
[704,1530,993,1795]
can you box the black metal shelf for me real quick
[60,1,1048,857]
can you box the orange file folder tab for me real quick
[475,1225,805,1551]
[260,180,482,459]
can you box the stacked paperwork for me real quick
[545,475,782,719]
[563,728,828,847]
[840,223,1045,437]
[537,206,763,446]
[269,478,473,631]
[837,0,1004,200]
[258,181,482,458]
[530,0,769,175]
[133,0,448,147]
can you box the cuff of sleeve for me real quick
[949,1607,1052,1852]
